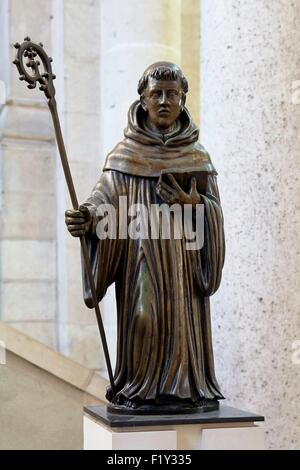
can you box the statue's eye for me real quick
[168,90,178,98]
[151,91,160,99]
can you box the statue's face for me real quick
[141,78,185,131]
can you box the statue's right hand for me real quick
[65,205,92,237]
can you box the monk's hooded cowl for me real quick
[103,100,217,177]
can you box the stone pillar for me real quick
[0,0,57,348]
[100,0,182,156]
[62,0,104,369]
[181,0,200,125]
[200,0,300,449]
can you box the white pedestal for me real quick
[84,416,177,450]
[83,405,265,450]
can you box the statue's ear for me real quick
[140,95,147,112]
[181,93,186,111]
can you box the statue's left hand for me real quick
[156,174,201,206]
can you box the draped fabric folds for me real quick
[81,101,225,404]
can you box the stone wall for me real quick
[200,0,300,450]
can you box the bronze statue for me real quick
[13,44,225,414]
[65,62,225,414]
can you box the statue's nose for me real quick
[159,91,168,105]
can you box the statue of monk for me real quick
[65,62,225,413]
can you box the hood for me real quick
[103,100,216,177]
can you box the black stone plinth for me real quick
[84,404,264,428]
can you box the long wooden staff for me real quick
[13,37,116,396]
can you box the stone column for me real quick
[181,0,200,125]
[200,0,300,449]
[0,0,57,348]
[62,0,104,369]
[100,0,182,156]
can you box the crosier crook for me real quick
[13,37,116,397]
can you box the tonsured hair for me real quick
[137,62,189,96]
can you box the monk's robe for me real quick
[81,101,225,405]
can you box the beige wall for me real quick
[1,351,84,450]
[0,322,106,450]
